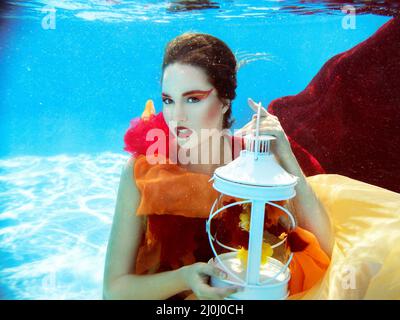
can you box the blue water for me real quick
[0,1,393,299]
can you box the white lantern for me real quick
[206,103,299,300]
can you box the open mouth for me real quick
[176,126,193,138]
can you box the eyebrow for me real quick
[162,88,213,98]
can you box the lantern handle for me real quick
[254,101,262,161]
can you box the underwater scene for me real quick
[0,1,399,300]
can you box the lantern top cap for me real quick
[214,143,298,188]
[214,134,298,192]
[212,101,298,198]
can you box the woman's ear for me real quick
[221,100,230,114]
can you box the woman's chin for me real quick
[175,128,218,152]
[176,136,198,150]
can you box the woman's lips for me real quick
[176,126,193,138]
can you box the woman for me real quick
[102,32,334,300]
[102,33,398,300]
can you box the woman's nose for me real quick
[174,103,188,122]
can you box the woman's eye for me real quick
[187,96,200,103]
[162,98,173,105]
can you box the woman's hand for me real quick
[236,98,294,162]
[236,101,334,257]
[180,262,242,300]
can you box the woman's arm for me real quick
[104,269,189,300]
[103,156,242,300]
[278,150,334,257]
[240,98,334,257]
[102,157,189,299]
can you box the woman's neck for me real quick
[177,134,233,176]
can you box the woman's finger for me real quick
[248,98,280,121]
[196,283,222,300]
[251,127,282,137]
[237,122,267,136]
[196,283,241,300]
[247,98,270,117]
[256,117,276,125]
[235,120,255,135]
[245,116,274,129]
[236,114,278,136]
[198,263,227,279]
[214,286,243,298]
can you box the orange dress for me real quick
[132,153,330,299]
[125,100,400,300]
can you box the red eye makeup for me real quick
[183,88,214,100]
[162,88,214,101]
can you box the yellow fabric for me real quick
[184,173,400,300]
[288,174,400,300]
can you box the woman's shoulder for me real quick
[118,156,147,224]
[119,156,142,199]
[122,155,137,177]
[125,155,136,168]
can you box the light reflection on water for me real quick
[0,152,127,299]
[1,0,398,23]
[0,0,396,301]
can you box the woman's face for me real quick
[162,62,227,149]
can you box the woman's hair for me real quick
[162,32,237,129]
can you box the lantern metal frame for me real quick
[205,194,296,288]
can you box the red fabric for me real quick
[268,17,400,192]
[123,111,173,158]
